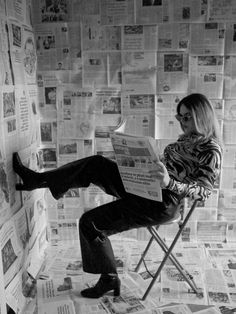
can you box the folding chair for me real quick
[135,198,200,300]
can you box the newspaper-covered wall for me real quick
[1,0,236,313]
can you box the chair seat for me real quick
[160,213,181,225]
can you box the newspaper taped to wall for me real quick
[110,131,162,202]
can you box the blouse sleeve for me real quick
[165,147,222,201]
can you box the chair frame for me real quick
[135,199,200,300]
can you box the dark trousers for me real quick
[45,155,178,274]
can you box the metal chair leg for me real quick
[134,236,154,272]
[139,200,199,300]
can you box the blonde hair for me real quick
[177,93,222,146]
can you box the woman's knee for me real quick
[79,211,102,241]
[79,212,91,234]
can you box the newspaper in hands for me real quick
[110,132,162,202]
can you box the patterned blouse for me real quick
[162,133,222,203]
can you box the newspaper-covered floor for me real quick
[24,235,236,314]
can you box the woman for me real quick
[13,93,222,298]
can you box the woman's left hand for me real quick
[148,161,170,188]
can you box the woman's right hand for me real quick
[149,161,170,188]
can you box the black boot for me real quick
[81,275,120,298]
[12,152,47,191]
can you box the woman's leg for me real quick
[79,193,176,298]
[13,153,126,200]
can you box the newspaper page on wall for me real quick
[0,248,7,314]
[110,132,162,201]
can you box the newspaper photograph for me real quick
[122,93,155,116]
[122,25,157,51]
[110,132,162,201]
[156,52,189,94]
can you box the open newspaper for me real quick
[110,132,162,202]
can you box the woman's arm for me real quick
[164,148,222,201]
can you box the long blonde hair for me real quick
[176,93,222,146]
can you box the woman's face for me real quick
[176,104,197,135]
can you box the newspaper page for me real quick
[196,221,227,243]
[108,51,122,86]
[160,266,207,305]
[158,220,198,243]
[81,184,114,212]
[31,0,71,24]
[115,114,155,138]
[0,17,8,52]
[211,98,224,120]
[224,56,236,99]
[208,0,236,21]
[41,275,73,297]
[122,25,157,51]
[0,0,6,17]
[5,0,28,25]
[5,269,29,314]
[158,23,190,52]
[0,219,23,287]
[34,22,81,71]
[100,0,135,25]
[135,0,171,25]
[122,93,155,116]
[204,268,236,306]
[189,55,224,98]
[223,121,236,145]
[8,23,37,85]
[122,51,156,93]
[155,115,182,140]
[0,248,7,314]
[220,168,236,189]
[0,50,13,86]
[226,222,236,242]
[15,85,31,148]
[222,145,236,168]
[110,132,162,201]
[155,304,192,314]
[57,111,95,140]
[94,88,121,127]
[1,85,19,157]
[170,0,208,23]
[39,299,76,314]
[0,158,10,228]
[82,15,121,51]
[218,189,236,221]
[82,51,108,87]
[156,52,189,94]
[190,23,225,55]
[225,23,236,55]
[155,94,185,116]
[95,126,116,158]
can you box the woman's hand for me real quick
[148,161,170,188]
